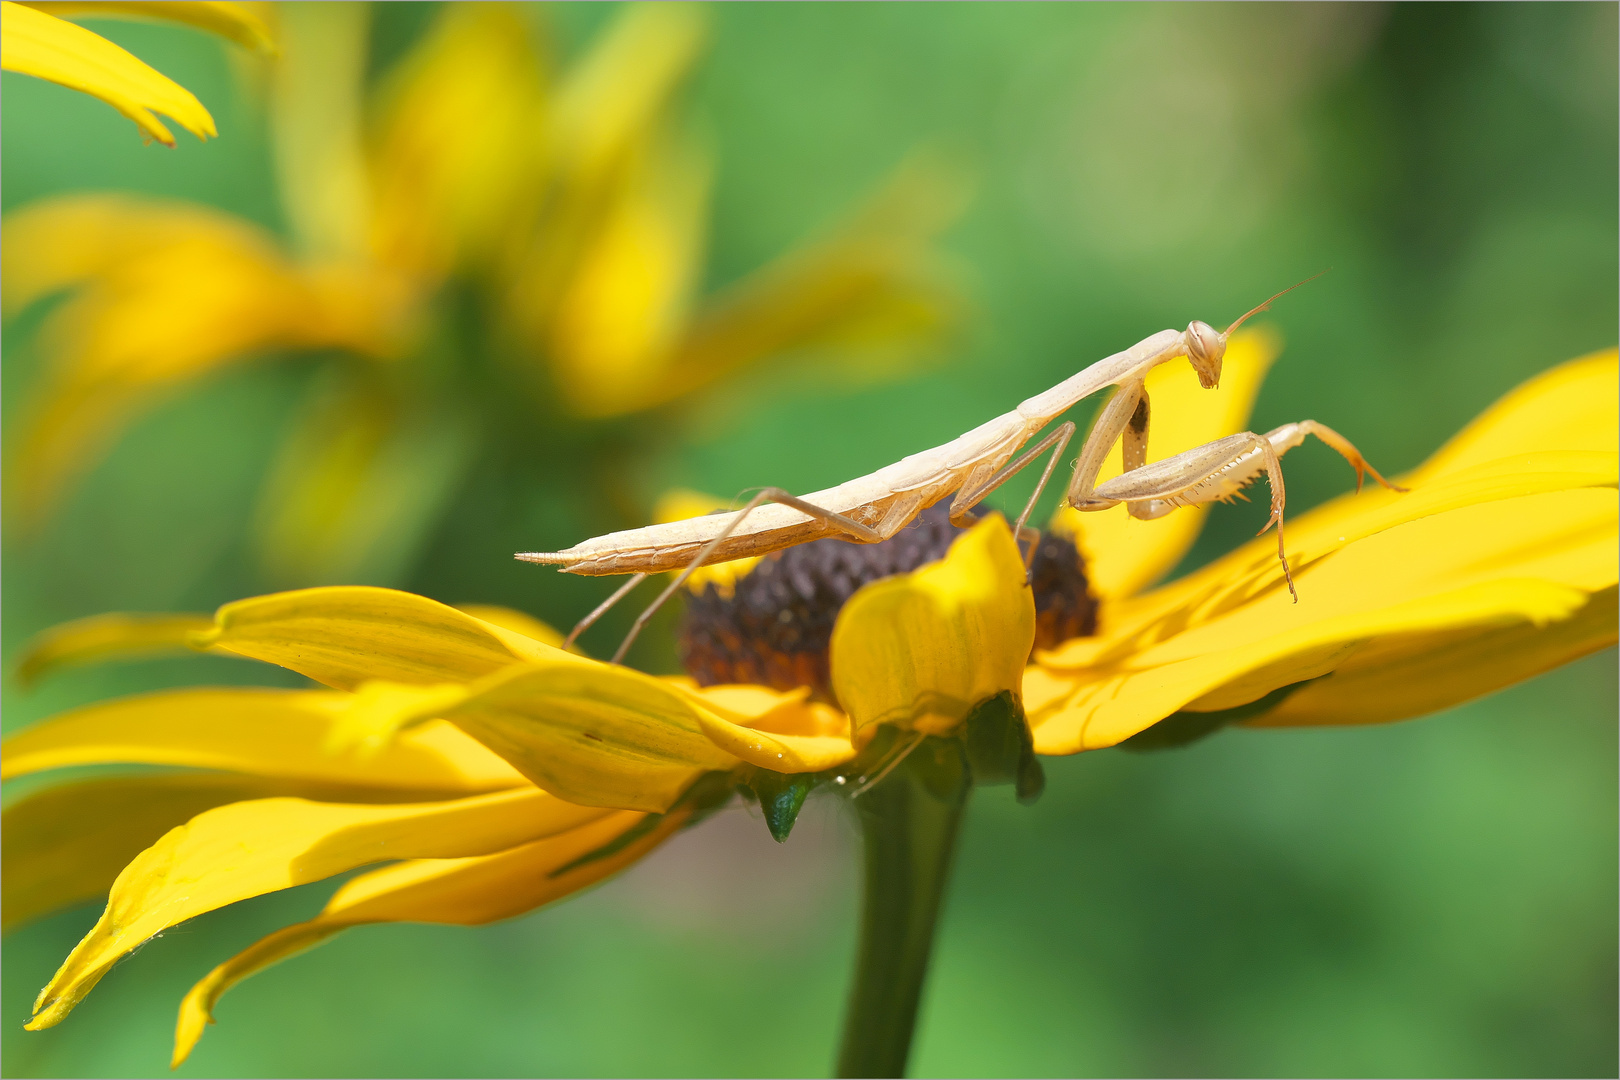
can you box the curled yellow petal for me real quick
[172,807,681,1066]
[1049,326,1280,601]
[671,680,856,773]
[1,687,525,792]
[22,2,276,54]
[27,786,608,1030]
[187,586,570,690]
[12,611,214,687]
[1,0,215,145]
[831,515,1034,736]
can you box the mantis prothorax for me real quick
[519,278,1404,662]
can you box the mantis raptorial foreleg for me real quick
[602,487,884,664]
[1084,420,1407,602]
[1065,380,1148,512]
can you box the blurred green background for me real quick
[3,2,1615,1076]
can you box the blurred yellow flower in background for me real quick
[2,1,962,585]
[5,342,1611,1068]
[0,0,272,144]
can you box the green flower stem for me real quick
[836,736,971,1078]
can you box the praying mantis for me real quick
[519,279,1405,662]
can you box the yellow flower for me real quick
[6,515,1029,1063]
[2,2,961,584]
[0,0,272,145]
[8,340,1611,1069]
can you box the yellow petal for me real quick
[631,156,966,416]
[187,585,572,690]
[250,373,475,586]
[27,786,609,1029]
[1,687,526,792]
[267,1,370,261]
[322,680,473,757]
[831,515,1034,736]
[1249,585,1617,728]
[1,0,214,145]
[369,2,546,279]
[1031,576,1593,754]
[1412,349,1618,481]
[1048,326,1280,601]
[1029,478,1616,752]
[1054,451,1618,664]
[453,605,566,649]
[441,659,738,812]
[22,2,276,53]
[651,488,761,597]
[1,196,403,527]
[172,806,681,1066]
[549,2,706,189]
[12,611,214,687]
[3,773,284,932]
[666,681,856,773]
[547,127,711,416]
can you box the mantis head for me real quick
[1195,272,1328,390]
[1184,321,1225,388]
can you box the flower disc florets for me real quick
[678,505,1096,701]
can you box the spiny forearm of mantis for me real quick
[518,274,1401,662]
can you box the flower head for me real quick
[6,342,1614,1066]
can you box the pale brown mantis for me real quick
[519,279,1404,663]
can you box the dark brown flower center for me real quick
[677,505,1097,700]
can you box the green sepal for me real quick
[961,690,1044,803]
[908,734,970,806]
[746,767,816,843]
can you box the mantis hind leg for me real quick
[607,488,883,665]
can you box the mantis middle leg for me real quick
[947,420,1077,568]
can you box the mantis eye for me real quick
[1185,320,1225,389]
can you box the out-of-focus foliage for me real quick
[2,3,1614,1077]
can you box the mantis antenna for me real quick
[1223,269,1330,338]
